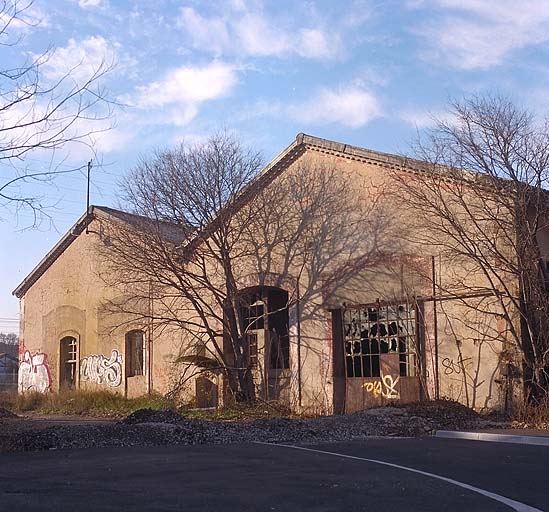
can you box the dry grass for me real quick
[181,400,295,421]
[0,391,294,421]
[510,397,549,430]
[0,390,175,418]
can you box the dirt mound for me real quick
[401,399,479,429]
[121,408,184,425]
[0,400,489,453]
[0,407,17,419]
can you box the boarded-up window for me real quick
[125,330,144,377]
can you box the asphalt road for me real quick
[0,437,547,511]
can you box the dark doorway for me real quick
[125,330,145,377]
[196,376,218,408]
[238,286,290,401]
[60,336,78,389]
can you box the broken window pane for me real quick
[343,303,418,378]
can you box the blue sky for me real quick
[1,0,549,331]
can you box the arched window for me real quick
[125,330,144,377]
[60,336,78,389]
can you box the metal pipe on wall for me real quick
[431,255,440,400]
[296,278,302,409]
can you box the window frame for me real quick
[60,335,78,389]
[343,302,419,379]
[125,330,145,378]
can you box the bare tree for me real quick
[100,133,390,404]
[391,95,549,404]
[1,1,114,225]
[0,332,18,345]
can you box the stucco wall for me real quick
[17,143,516,413]
[274,147,510,412]
[19,219,145,396]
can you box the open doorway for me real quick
[59,336,78,389]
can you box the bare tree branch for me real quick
[0,0,116,226]
[391,94,549,404]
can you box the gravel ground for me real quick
[0,400,497,453]
[0,407,17,418]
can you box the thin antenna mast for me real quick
[86,159,92,234]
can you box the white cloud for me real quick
[177,6,342,60]
[135,62,237,107]
[133,62,238,126]
[289,86,381,128]
[38,36,116,83]
[78,0,102,7]
[235,13,290,57]
[178,7,231,55]
[297,29,338,60]
[413,0,549,69]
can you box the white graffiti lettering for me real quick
[363,374,400,399]
[18,350,52,393]
[80,349,123,387]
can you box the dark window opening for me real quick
[239,287,290,370]
[125,330,144,377]
[268,287,289,370]
[344,304,417,378]
[60,336,78,389]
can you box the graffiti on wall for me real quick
[18,350,52,393]
[363,374,400,399]
[80,349,123,387]
[442,355,473,376]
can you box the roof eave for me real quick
[12,208,94,299]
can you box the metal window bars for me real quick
[343,303,418,378]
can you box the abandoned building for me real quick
[13,133,546,414]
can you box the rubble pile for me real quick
[511,419,549,430]
[122,408,185,425]
[0,400,484,453]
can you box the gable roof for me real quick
[12,134,426,299]
[12,205,180,298]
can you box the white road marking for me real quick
[255,442,543,512]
